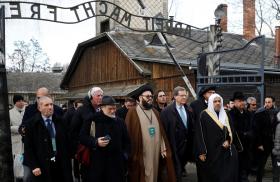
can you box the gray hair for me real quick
[173,86,187,96]
[38,96,52,105]
[247,97,256,104]
[88,87,103,98]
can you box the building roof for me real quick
[62,83,146,99]
[61,30,278,89]
[7,72,66,94]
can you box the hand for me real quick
[161,150,167,158]
[258,145,264,151]
[222,140,230,149]
[199,154,206,162]
[32,168,41,176]
[97,137,109,147]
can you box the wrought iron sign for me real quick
[0,0,209,43]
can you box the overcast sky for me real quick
[3,0,279,67]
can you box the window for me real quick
[100,19,110,33]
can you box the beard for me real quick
[142,99,153,110]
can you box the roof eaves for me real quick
[132,56,194,67]
[107,32,148,76]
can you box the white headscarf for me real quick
[207,93,227,126]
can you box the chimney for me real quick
[220,4,228,32]
[275,26,280,66]
[243,0,255,40]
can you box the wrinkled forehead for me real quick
[39,97,53,105]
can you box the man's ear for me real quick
[37,104,41,111]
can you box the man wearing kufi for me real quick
[125,84,176,182]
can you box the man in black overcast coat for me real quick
[254,96,279,182]
[190,86,216,182]
[229,92,253,182]
[69,87,103,156]
[160,86,194,182]
[23,96,72,182]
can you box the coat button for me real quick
[44,138,48,142]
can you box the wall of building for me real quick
[95,0,168,34]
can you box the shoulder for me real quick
[190,99,204,107]
[161,103,174,113]
[54,104,63,114]
[190,99,200,106]
[200,109,209,118]
[9,107,15,113]
[27,113,42,127]
[255,107,265,114]
[25,104,37,113]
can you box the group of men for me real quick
[9,85,280,182]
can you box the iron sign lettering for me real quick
[0,1,208,43]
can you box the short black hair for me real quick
[13,95,24,104]
[265,96,275,102]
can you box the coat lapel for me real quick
[172,102,188,129]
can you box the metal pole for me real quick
[156,32,197,98]
[0,6,14,182]
[259,36,265,106]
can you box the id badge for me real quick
[148,125,156,137]
[51,138,57,152]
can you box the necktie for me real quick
[46,118,57,154]
[46,118,55,138]
[179,106,187,128]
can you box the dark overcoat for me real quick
[23,112,73,182]
[160,101,194,179]
[254,107,278,154]
[79,112,130,182]
[229,107,252,170]
[190,97,207,124]
[69,96,96,156]
[116,106,128,120]
[19,102,63,136]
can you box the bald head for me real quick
[36,87,49,99]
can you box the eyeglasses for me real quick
[141,95,153,99]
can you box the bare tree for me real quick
[8,41,30,72]
[226,0,279,37]
[255,0,276,37]
[272,0,280,19]
[7,39,50,72]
